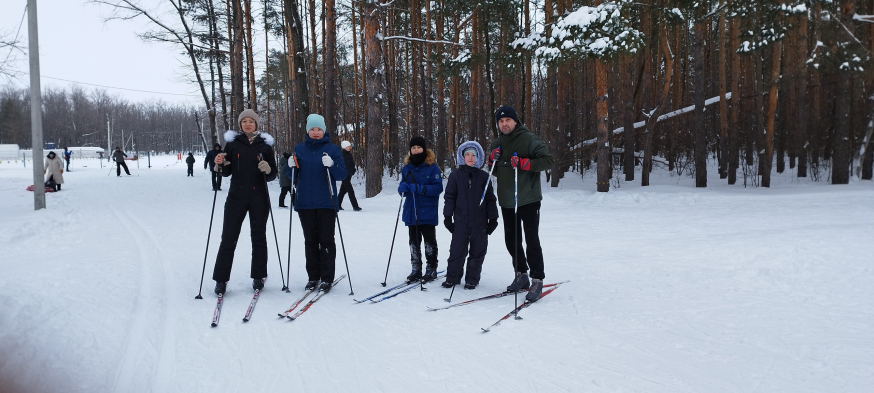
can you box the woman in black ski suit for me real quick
[211,109,277,294]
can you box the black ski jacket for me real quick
[443,165,499,228]
[342,149,356,177]
[219,132,277,198]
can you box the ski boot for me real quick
[319,281,332,293]
[464,283,477,290]
[214,281,227,295]
[506,272,530,293]
[305,280,320,291]
[253,278,265,291]
[422,264,438,283]
[406,266,422,284]
[526,279,543,302]
[441,281,454,289]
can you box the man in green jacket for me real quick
[488,105,554,301]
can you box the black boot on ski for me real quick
[318,281,332,293]
[464,283,477,290]
[422,265,438,283]
[525,279,543,302]
[214,281,227,295]
[506,272,530,293]
[305,280,320,291]
[253,278,265,291]
[441,281,454,288]
[406,266,422,283]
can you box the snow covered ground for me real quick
[1,154,872,393]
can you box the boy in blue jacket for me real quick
[398,136,444,283]
[287,114,347,293]
[442,141,499,289]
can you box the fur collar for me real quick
[403,149,436,166]
[224,130,274,146]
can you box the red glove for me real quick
[488,148,502,165]
[510,156,531,171]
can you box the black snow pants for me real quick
[279,186,291,206]
[187,164,194,176]
[212,193,270,282]
[211,170,223,190]
[117,161,131,176]
[298,209,337,282]
[338,178,360,209]
[445,223,488,286]
[501,201,544,280]
[408,225,438,269]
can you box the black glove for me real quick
[444,216,454,233]
[487,219,498,235]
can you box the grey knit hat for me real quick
[238,109,260,130]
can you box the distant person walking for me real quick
[205,143,224,190]
[211,109,277,295]
[278,152,292,208]
[337,141,361,211]
[186,152,195,176]
[43,151,65,191]
[113,147,131,176]
[63,147,72,171]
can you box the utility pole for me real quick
[28,0,45,210]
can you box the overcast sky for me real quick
[1,0,206,105]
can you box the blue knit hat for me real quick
[306,114,326,133]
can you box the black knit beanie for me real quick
[409,136,427,151]
[494,105,520,126]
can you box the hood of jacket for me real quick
[455,141,484,168]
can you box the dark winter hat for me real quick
[495,105,520,126]
[115,146,120,149]
[409,136,427,151]
[283,152,291,159]
[213,143,221,149]
[238,108,260,130]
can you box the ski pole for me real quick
[285,158,297,293]
[512,152,521,319]
[444,284,456,303]
[324,153,354,295]
[480,145,500,206]
[380,195,405,287]
[196,161,222,299]
[260,154,288,291]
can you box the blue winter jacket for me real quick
[399,150,443,226]
[289,132,347,211]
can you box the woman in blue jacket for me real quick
[287,114,347,293]
[398,136,444,283]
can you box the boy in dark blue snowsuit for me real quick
[442,141,499,289]
[398,136,444,283]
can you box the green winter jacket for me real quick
[488,124,554,208]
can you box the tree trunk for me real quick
[231,0,245,123]
[623,55,635,181]
[762,41,782,187]
[795,15,809,177]
[728,12,740,184]
[308,0,319,112]
[243,0,257,110]
[692,18,707,187]
[596,57,610,192]
[283,0,310,134]
[324,0,336,134]
[364,0,384,197]
[718,2,729,179]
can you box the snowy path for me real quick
[1,155,872,392]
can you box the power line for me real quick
[41,75,201,97]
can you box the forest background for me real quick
[1,0,873,195]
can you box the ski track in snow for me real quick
[2,156,874,392]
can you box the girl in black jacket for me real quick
[441,141,499,289]
[211,109,277,295]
